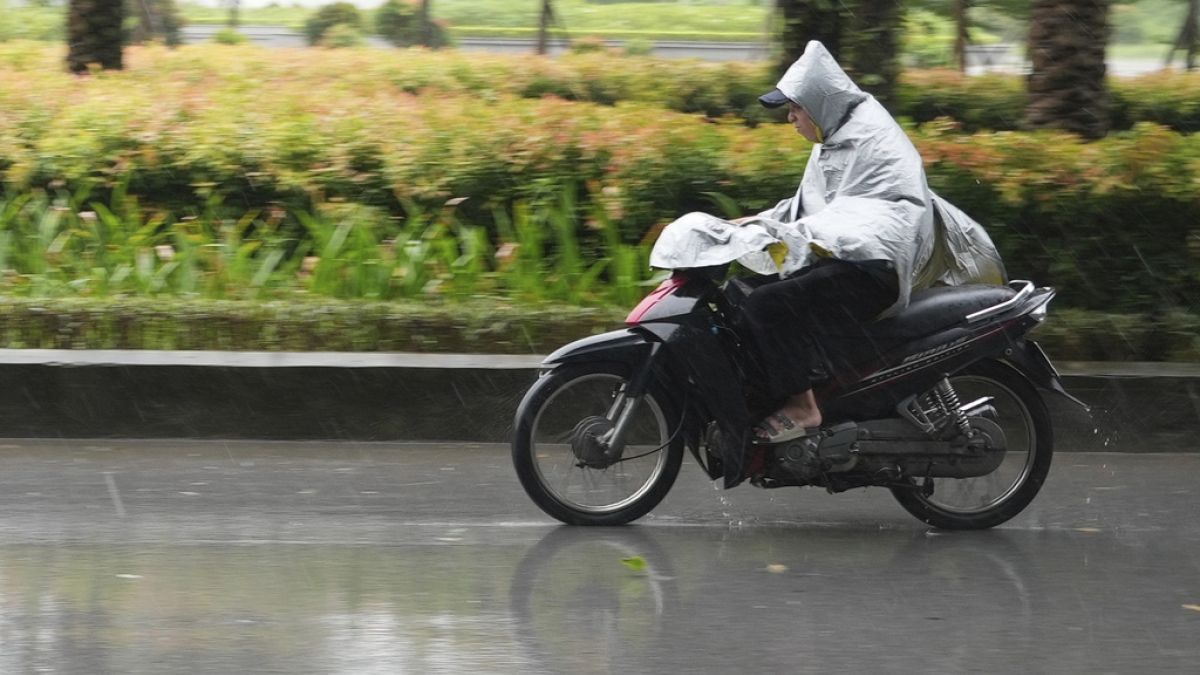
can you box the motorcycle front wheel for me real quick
[512,361,684,526]
[890,359,1054,530]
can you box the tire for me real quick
[890,359,1054,530]
[512,361,685,526]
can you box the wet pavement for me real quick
[0,440,1195,673]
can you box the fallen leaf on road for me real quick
[621,556,647,572]
[1183,604,1200,612]
[1074,527,1101,533]
[766,564,788,573]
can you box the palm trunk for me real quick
[419,0,434,48]
[1025,0,1111,139]
[953,0,970,72]
[1166,0,1199,70]
[773,1,900,111]
[537,0,553,55]
[66,0,124,74]
[774,0,843,80]
[843,0,902,111]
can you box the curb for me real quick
[0,350,1193,452]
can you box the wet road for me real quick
[0,440,1195,673]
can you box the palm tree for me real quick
[773,0,901,111]
[1025,0,1111,139]
[66,0,124,74]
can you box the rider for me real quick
[743,40,1005,444]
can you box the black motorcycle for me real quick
[512,258,1086,530]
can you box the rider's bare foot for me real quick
[755,390,822,440]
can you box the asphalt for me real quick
[0,350,1195,452]
[0,440,1195,673]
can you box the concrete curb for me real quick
[0,350,1194,452]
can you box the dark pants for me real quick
[740,259,899,400]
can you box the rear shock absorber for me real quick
[936,377,973,437]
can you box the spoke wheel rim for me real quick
[918,374,1037,515]
[530,373,670,514]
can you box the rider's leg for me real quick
[741,259,898,437]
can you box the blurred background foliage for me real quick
[2,43,1198,315]
[1,0,1192,51]
[0,1,1197,357]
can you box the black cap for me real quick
[758,88,790,108]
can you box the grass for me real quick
[178,0,771,37]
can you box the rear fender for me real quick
[1003,339,1090,411]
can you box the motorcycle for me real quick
[511,227,1087,530]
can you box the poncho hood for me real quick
[775,40,868,139]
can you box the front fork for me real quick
[599,342,662,460]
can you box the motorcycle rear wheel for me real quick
[890,359,1054,530]
[512,361,685,526]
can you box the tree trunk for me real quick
[774,0,843,80]
[1192,0,1199,70]
[228,0,240,29]
[773,0,902,112]
[843,0,902,110]
[66,0,124,74]
[1166,0,1199,70]
[954,0,970,72]
[419,0,434,48]
[537,0,553,55]
[1025,0,1111,139]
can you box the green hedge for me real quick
[0,296,622,353]
[899,70,1200,133]
[6,43,1200,132]
[1,44,1199,313]
[0,297,1192,361]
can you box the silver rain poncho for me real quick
[651,40,1005,314]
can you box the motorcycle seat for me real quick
[863,284,1018,342]
[817,284,1017,348]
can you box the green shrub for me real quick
[622,39,654,57]
[1,44,1198,314]
[375,0,451,48]
[321,22,365,48]
[303,2,363,46]
[898,70,1200,133]
[124,0,184,47]
[212,28,248,45]
[569,36,611,55]
[903,9,955,68]
[376,0,420,46]
[0,295,1189,361]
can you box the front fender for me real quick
[542,328,653,368]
